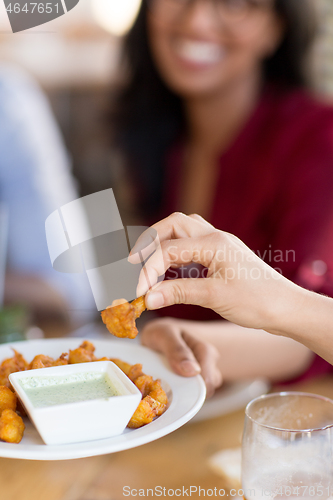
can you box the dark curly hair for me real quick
[113,0,317,216]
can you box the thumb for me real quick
[145,278,212,310]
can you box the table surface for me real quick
[1,328,333,500]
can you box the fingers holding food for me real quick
[0,386,17,415]
[0,409,25,444]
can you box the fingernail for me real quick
[146,292,165,309]
[179,360,201,374]
[127,252,138,263]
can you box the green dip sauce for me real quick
[20,372,120,408]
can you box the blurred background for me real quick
[0,0,332,206]
[1,0,333,332]
[0,0,143,213]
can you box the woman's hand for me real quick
[140,317,223,398]
[130,212,300,334]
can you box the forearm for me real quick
[268,285,333,365]
[175,319,314,382]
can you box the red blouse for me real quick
[156,85,333,381]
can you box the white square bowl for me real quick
[9,361,142,446]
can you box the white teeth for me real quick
[175,40,224,65]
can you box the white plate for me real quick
[0,338,206,461]
[192,379,270,423]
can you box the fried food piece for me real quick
[9,350,29,371]
[79,341,95,353]
[0,369,11,388]
[0,386,17,415]
[0,339,168,439]
[0,350,29,387]
[69,341,96,364]
[127,396,156,428]
[146,395,166,418]
[53,353,68,366]
[30,359,45,369]
[134,375,154,397]
[128,376,168,425]
[110,358,132,376]
[127,363,144,382]
[132,296,146,319]
[148,380,168,416]
[0,409,25,444]
[16,400,27,418]
[30,355,54,370]
[127,395,166,428]
[101,296,146,339]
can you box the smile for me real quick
[173,39,225,66]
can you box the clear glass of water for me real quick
[242,392,333,500]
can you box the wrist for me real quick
[265,281,311,341]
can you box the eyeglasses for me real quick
[147,0,272,24]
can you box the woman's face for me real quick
[147,0,284,98]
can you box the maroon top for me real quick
[156,85,333,381]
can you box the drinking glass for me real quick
[242,392,333,500]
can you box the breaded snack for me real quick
[52,353,68,366]
[30,355,54,370]
[127,363,144,382]
[0,386,17,415]
[127,395,166,428]
[69,341,96,364]
[109,358,132,376]
[127,397,156,428]
[0,338,169,442]
[0,350,29,388]
[0,409,25,444]
[148,380,168,414]
[134,375,154,397]
[101,296,146,339]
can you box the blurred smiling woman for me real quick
[113,0,333,394]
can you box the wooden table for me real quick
[1,340,333,500]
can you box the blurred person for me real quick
[0,64,95,324]
[112,0,333,390]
